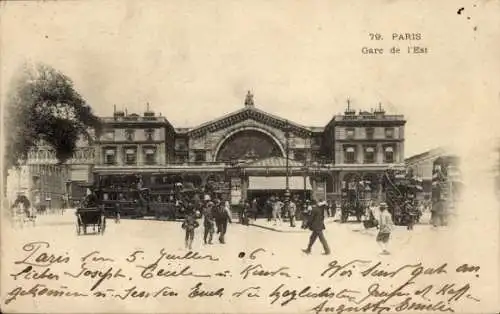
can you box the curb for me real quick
[249,218,337,233]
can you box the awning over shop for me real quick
[248,176,312,190]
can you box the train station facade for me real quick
[6,92,407,207]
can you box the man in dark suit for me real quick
[302,201,331,255]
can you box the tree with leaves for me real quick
[3,63,102,191]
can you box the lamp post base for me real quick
[284,189,291,201]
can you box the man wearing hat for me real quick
[302,200,331,255]
[376,202,393,255]
[203,201,216,244]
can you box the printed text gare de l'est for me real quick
[362,33,428,55]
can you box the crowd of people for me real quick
[237,196,337,227]
[181,196,233,250]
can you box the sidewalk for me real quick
[248,217,337,233]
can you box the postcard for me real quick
[1,0,499,313]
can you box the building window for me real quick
[194,150,206,162]
[175,139,188,151]
[145,129,155,141]
[104,148,116,165]
[311,150,321,162]
[344,146,356,164]
[366,127,374,139]
[364,146,375,163]
[144,147,156,165]
[175,153,188,164]
[384,146,394,163]
[312,137,321,146]
[346,128,355,139]
[125,129,135,141]
[125,148,137,165]
[294,149,306,162]
[385,127,394,139]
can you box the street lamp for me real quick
[302,164,308,201]
[284,120,290,200]
[303,134,310,201]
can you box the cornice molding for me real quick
[188,108,312,138]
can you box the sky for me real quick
[1,0,499,157]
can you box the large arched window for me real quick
[216,130,283,162]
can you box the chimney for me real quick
[344,97,355,115]
[144,102,155,118]
[374,102,385,118]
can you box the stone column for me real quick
[311,177,317,201]
[377,144,383,163]
[357,144,363,164]
[137,145,143,165]
[241,175,248,202]
[116,145,123,165]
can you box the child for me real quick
[115,203,121,224]
[182,211,199,250]
[203,202,215,244]
[376,202,393,255]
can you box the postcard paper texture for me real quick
[1,0,499,313]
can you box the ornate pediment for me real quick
[188,107,312,138]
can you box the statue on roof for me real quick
[244,91,254,107]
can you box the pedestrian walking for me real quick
[302,201,330,255]
[272,198,283,225]
[203,202,215,244]
[215,200,232,244]
[376,202,393,255]
[300,200,312,228]
[287,199,297,227]
[240,199,250,225]
[115,202,121,224]
[251,198,259,221]
[182,211,199,250]
[266,198,273,222]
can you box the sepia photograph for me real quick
[1,0,499,313]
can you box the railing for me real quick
[336,114,405,121]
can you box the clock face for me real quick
[216,130,282,162]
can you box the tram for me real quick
[383,168,423,226]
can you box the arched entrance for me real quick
[214,128,285,162]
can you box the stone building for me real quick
[90,92,406,204]
[6,137,95,208]
[405,147,453,198]
[7,92,408,206]
[323,102,406,198]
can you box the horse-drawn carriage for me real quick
[75,206,106,235]
[340,179,371,223]
[76,189,106,235]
